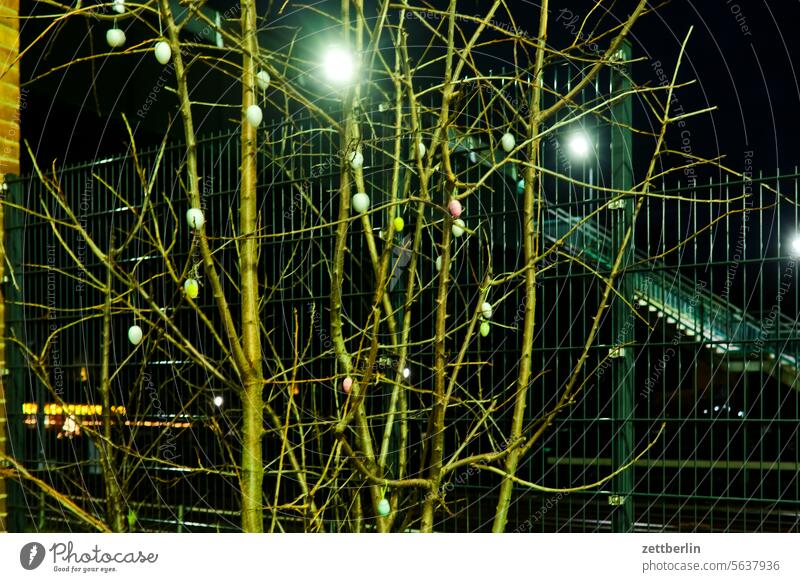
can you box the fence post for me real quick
[610,39,635,533]
[2,176,26,531]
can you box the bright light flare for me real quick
[567,132,591,159]
[322,46,357,84]
[790,235,800,255]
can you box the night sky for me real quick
[17,1,800,176]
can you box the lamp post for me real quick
[610,39,635,533]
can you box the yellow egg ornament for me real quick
[184,278,199,299]
[393,216,405,233]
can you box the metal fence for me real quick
[3,60,800,532]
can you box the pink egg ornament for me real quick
[343,376,353,394]
[448,199,462,218]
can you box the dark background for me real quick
[18,1,799,176]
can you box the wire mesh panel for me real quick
[4,64,799,533]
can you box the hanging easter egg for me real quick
[480,321,491,337]
[112,0,125,14]
[184,278,199,299]
[416,142,426,159]
[481,301,493,319]
[393,216,405,233]
[127,325,143,346]
[436,256,443,272]
[516,178,525,195]
[245,104,263,128]
[186,207,205,229]
[348,150,364,170]
[452,218,465,238]
[343,376,353,394]
[469,150,478,164]
[501,132,516,153]
[256,69,271,91]
[352,192,370,214]
[448,199,462,218]
[377,498,391,517]
[106,28,126,48]
[154,40,172,65]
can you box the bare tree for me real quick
[1,0,736,532]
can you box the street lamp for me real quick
[322,46,357,84]
[566,131,591,159]
[790,234,800,256]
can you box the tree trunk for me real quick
[239,0,265,533]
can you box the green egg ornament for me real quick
[480,321,491,337]
[378,498,391,517]
[394,216,405,232]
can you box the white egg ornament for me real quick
[186,208,205,230]
[451,218,466,238]
[184,278,199,299]
[154,41,172,65]
[256,70,271,91]
[501,132,516,153]
[416,142,426,159]
[106,28,126,49]
[481,301,493,320]
[245,104,263,128]
[112,0,125,14]
[436,255,453,273]
[128,325,143,346]
[348,150,364,170]
[377,498,391,517]
[352,192,370,214]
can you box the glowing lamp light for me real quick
[481,301,493,320]
[256,70,271,91]
[452,218,466,238]
[448,199,462,218]
[480,321,491,337]
[127,325,143,346]
[567,132,591,158]
[322,46,356,84]
[245,104,263,128]
[790,235,800,256]
[377,498,391,517]
[352,192,370,214]
[213,396,224,407]
[106,28,126,48]
[154,41,171,65]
